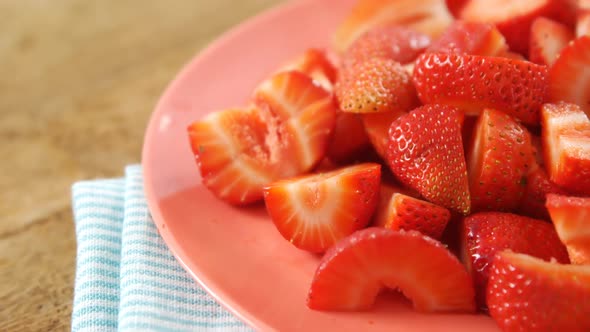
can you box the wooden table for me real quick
[0,1,283,330]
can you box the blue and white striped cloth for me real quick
[71,165,252,331]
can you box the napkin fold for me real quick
[71,165,252,331]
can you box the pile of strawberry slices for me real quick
[187,0,590,330]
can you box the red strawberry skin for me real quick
[461,212,570,308]
[518,166,567,220]
[413,52,548,124]
[428,21,508,56]
[308,228,475,313]
[263,163,381,253]
[466,109,535,212]
[546,193,590,265]
[387,104,471,214]
[487,251,590,332]
[529,17,575,66]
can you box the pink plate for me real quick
[142,0,499,331]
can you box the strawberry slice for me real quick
[279,48,337,92]
[263,163,381,252]
[335,58,418,114]
[487,251,590,332]
[341,25,432,69]
[518,166,567,220]
[387,104,471,214]
[466,109,535,212]
[457,0,577,54]
[546,193,590,264]
[428,21,508,56]
[308,228,476,312]
[541,102,590,195]
[326,111,371,163]
[413,52,549,124]
[461,212,570,308]
[333,0,453,53]
[362,111,406,159]
[549,36,590,116]
[529,17,575,66]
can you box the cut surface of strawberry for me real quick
[308,228,475,313]
[577,10,590,37]
[387,104,471,214]
[326,111,371,163]
[413,52,548,124]
[530,17,575,66]
[487,251,590,332]
[264,163,381,252]
[362,111,406,159]
[467,109,534,212]
[461,212,570,308]
[279,48,337,92]
[335,58,418,114]
[333,0,453,53]
[427,21,508,56]
[546,193,590,264]
[549,36,590,116]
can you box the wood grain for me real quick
[0,1,283,330]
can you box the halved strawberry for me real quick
[387,104,471,214]
[413,52,549,124]
[335,58,418,114]
[519,166,567,220]
[308,228,475,312]
[341,25,432,69]
[254,71,337,174]
[279,48,337,92]
[263,163,381,252]
[461,212,570,308]
[467,109,535,212]
[549,36,590,116]
[326,111,371,163]
[427,21,508,56]
[530,17,575,66]
[487,251,590,332]
[362,110,406,159]
[457,0,577,54]
[546,193,590,264]
[541,102,590,195]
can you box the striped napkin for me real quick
[71,165,252,331]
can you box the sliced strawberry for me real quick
[263,163,381,252]
[254,70,337,174]
[541,102,590,195]
[326,111,371,163]
[497,50,527,60]
[519,166,567,220]
[428,21,508,56]
[413,52,549,124]
[362,110,406,159]
[387,104,471,214]
[530,17,575,66]
[341,25,432,69]
[546,193,590,264]
[333,0,453,53]
[457,0,577,54]
[308,228,475,312]
[279,48,337,92]
[466,109,535,212]
[549,36,590,116]
[461,212,570,308]
[335,58,418,114]
[577,10,590,37]
[487,251,590,332]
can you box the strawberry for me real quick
[412,52,549,124]
[326,111,371,163]
[457,0,577,54]
[333,0,453,53]
[518,166,567,220]
[387,104,471,214]
[335,58,418,114]
[428,21,508,56]
[279,48,337,92]
[362,110,406,159]
[577,10,590,37]
[307,228,476,312]
[341,25,432,69]
[461,212,570,308]
[373,191,451,240]
[549,36,590,116]
[546,193,590,264]
[541,102,590,195]
[263,163,381,252]
[487,251,590,332]
[466,109,535,212]
[445,0,467,17]
[497,50,527,60]
[529,17,575,66]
